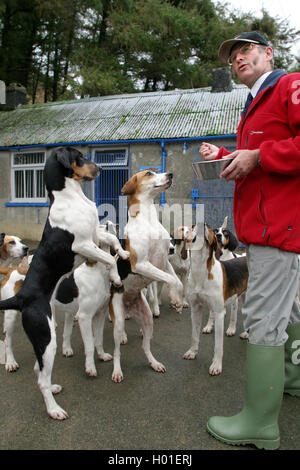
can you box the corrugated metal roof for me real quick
[0,84,248,147]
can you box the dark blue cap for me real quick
[219,31,270,63]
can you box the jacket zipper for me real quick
[245,131,264,149]
[259,189,268,239]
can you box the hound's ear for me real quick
[0,232,5,247]
[181,242,188,260]
[56,148,73,169]
[221,216,228,230]
[227,232,239,251]
[0,243,8,260]
[214,239,223,260]
[204,223,211,240]
[121,175,138,195]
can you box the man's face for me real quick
[229,42,273,88]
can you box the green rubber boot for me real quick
[207,343,284,450]
[284,322,300,396]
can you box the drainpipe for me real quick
[160,140,167,206]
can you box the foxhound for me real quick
[202,217,241,336]
[0,235,29,367]
[184,223,248,375]
[0,259,31,371]
[110,169,183,382]
[202,217,248,338]
[0,146,122,420]
[0,234,28,268]
[213,216,239,259]
[169,226,191,308]
[54,222,129,376]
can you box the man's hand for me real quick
[220,149,260,181]
[200,142,219,161]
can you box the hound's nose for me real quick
[167,173,173,179]
[92,164,101,177]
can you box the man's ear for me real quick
[265,46,274,64]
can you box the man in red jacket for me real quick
[202,32,300,450]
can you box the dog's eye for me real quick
[8,240,16,245]
[223,230,229,236]
[213,229,218,234]
[146,171,153,176]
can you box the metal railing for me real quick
[192,146,236,234]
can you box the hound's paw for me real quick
[170,299,183,314]
[5,360,19,372]
[239,331,249,340]
[118,249,130,260]
[110,274,122,287]
[112,370,124,382]
[183,301,189,308]
[48,405,69,420]
[51,384,63,394]
[152,309,160,317]
[85,363,97,377]
[209,361,222,376]
[150,360,166,373]
[98,352,113,362]
[120,332,128,344]
[169,282,183,313]
[226,327,236,337]
[62,346,74,357]
[183,349,197,360]
[202,325,213,334]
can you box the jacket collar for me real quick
[255,69,287,96]
[241,69,287,120]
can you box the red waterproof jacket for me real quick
[216,71,300,253]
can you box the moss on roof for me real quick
[0,85,247,147]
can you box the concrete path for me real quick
[0,297,299,451]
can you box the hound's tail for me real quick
[0,295,22,312]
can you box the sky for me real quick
[216,0,300,55]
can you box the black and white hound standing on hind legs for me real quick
[0,146,128,420]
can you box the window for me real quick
[11,151,47,202]
[94,148,128,168]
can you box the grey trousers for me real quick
[242,245,300,346]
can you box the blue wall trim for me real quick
[5,202,49,207]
